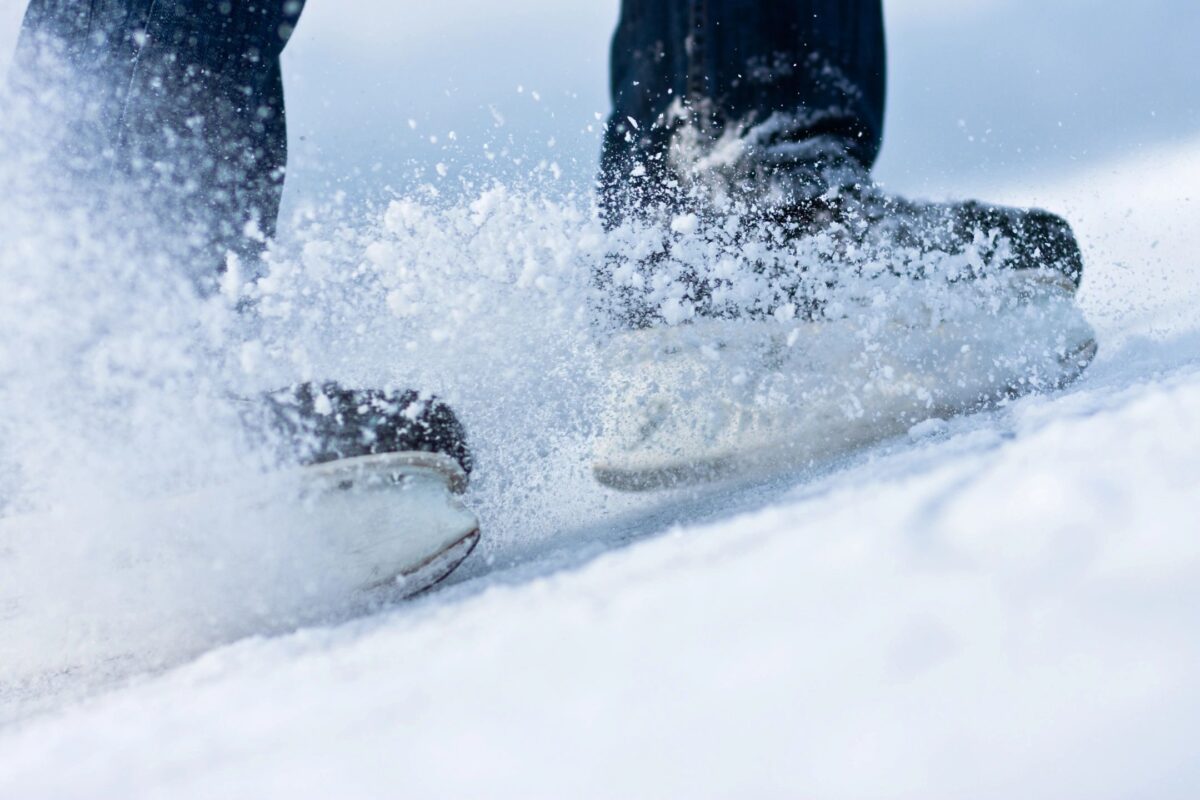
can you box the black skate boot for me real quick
[266,382,472,479]
[777,164,1081,277]
[591,148,1097,491]
[259,382,479,594]
[599,148,1087,326]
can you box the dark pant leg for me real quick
[13,0,305,283]
[601,0,886,217]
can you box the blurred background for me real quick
[1,0,1197,209]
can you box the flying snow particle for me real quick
[670,213,699,235]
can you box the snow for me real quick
[1,134,1197,797]
[1,344,1198,798]
[1,0,1200,797]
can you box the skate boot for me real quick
[267,382,473,476]
[592,152,1097,491]
[261,382,479,595]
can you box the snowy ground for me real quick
[3,134,1197,799]
[1,1,1199,798]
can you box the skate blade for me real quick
[593,274,1097,492]
[1054,338,1099,388]
[375,526,481,597]
[594,456,735,492]
[295,452,480,594]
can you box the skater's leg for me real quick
[595,0,1084,335]
[120,1,308,251]
[12,0,307,284]
[601,0,886,216]
[592,1,1092,491]
[13,4,481,589]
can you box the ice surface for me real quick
[0,1,1198,797]
[0,135,1195,800]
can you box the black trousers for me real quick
[14,0,304,274]
[14,0,885,260]
[603,0,886,197]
